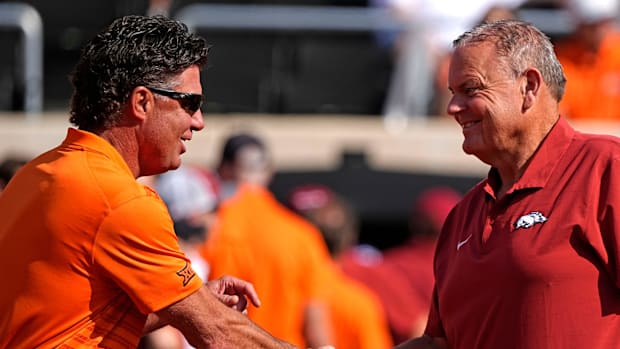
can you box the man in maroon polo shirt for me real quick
[394,19,620,349]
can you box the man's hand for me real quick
[206,275,261,313]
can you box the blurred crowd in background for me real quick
[2,0,620,347]
[137,131,463,348]
[2,0,620,121]
[379,0,620,122]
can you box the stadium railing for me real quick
[0,2,42,116]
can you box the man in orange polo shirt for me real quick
[0,15,299,349]
[201,133,335,349]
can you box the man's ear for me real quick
[522,68,542,112]
[128,86,152,121]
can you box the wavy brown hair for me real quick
[69,15,209,131]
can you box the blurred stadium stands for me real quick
[0,0,148,111]
[0,0,575,114]
[0,0,390,113]
[0,1,594,247]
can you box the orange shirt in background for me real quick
[555,31,620,121]
[201,184,332,348]
[320,264,393,349]
[0,129,203,348]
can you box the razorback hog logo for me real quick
[514,211,547,230]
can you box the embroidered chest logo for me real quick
[176,262,196,287]
[514,211,547,230]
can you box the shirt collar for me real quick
[484,117,575,197]
[62,128,134,178]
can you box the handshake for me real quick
[208,277,337,349]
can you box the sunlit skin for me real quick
[447,42,526,164]
[101,65,205,178]
[446,42,555,197]
[138,65,205,176]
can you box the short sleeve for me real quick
[93,195,203,314]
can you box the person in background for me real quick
[375,0,525,120]
[396,19,620,349]
[288,184,394,349]
[339,186,461,345]
[140,164,221,349]
[147,0,173,16]
[0,15,300,349]
[0,155,28,193]
[554,0,620,121]
[200,132,335,349]
[155,164,220,281]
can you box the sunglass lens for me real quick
[181,95,203,114]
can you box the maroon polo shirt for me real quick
[426,117,620,348]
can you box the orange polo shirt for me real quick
[201,184,332,348]
[320,265,393,349]
[0,128,202,348]
[555,31,620,121]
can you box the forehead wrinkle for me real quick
[449,60,485,91]
[452,47,513,90]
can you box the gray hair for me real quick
[453,19,566,101]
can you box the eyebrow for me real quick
[449,80,473,94]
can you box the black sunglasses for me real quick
[147,86,203,114]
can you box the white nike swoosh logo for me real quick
[457,234,473,251]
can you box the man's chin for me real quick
[462,143,476,155]
[143,161,182,177]
[462,144,484,160]
[168,161,182,172]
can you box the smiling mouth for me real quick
[461,120,480,129]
